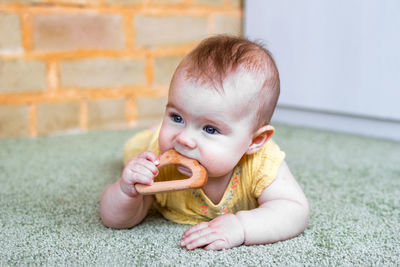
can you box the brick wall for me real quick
[0,0,243,138]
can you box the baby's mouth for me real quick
[177,165,193,177]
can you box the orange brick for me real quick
[133,95,166,128]
[0,0,45,3]
[0,105,29,138]
[0,59,46,93]
[194,0,223,5]
[134,15,208,47]
[0,0,243,138]
[87,98,126,129]
[213,14,242,35]
[136,95,166,119]
[230,0,241,6]
[33,13,125,52]
[150,0,184,3]
[37,102,80,135]
[52,0,101,4]
[0,12,22,54]
[153,55,183,86]
[105,0,141,3]
[59,57,146,88]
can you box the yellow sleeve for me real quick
[251,140,285,198]
[122,129,157,165]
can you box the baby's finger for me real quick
[122,165,154,186]
[130,170,154,185]
[204,240,228,251]
[181,224,214,248]
[138,151,160,165]
[131,158,159,176]
[183,233,220,250]
[123,164,150,181]
[119,170,153,197]
[182,222,209,238]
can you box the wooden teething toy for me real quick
[135,150,208,195]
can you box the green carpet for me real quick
[1,124,399,266]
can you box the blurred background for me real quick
[0,0,242,138]
[1,0,399,141]
[246,0,400,141]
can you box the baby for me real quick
[100,35,309,250]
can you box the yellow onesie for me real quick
[123,128,285,225]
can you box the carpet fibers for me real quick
[0,124,399,266]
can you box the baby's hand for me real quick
[120,151,159,198]
[180,214,245,251]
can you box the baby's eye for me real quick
[171,113,184,124]
[203,125,219,135]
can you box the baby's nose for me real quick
[176,131,196,149]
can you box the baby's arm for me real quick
[100,151,159,229]
[235,160,309,245]
[180,161,309,250]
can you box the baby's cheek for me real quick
[158,132,170,153]
[203,156,235,177]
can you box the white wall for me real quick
[245,0,400,141]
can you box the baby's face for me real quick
[158,70,261,179]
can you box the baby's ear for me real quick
[246,125,274,155]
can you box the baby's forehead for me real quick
[170,67,263,112]
[172,68,257,98]
[224,69,264,93]
[222,71,264,118]
[178,66,263,92]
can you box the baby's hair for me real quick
[178,35,280,127]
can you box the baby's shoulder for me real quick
[240,140,286,198]
[241,140,285,178]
